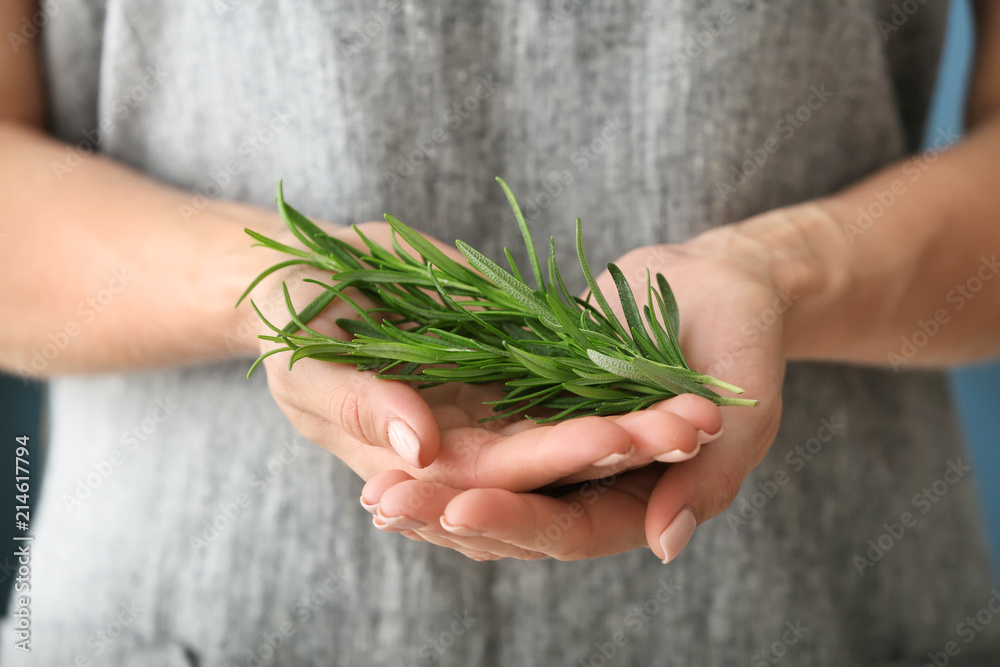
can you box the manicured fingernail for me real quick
[696,425,724,446]
[592,444,635,468]
[360,496,379,514]
[658,505,697,564]
[440,516,484,537]
[388,420,422,468]
[372,515,404,533]
[376,509,425,530]
[653,443,701,463]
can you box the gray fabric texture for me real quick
[4,0,999,665]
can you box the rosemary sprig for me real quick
[240,179,757,423]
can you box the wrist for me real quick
[200,205,290,358]
[694,202,854,361]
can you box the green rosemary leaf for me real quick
[549,356,605,373]
[505,376,558,388]
[655,272,680,334]
[633,326,668,363]
[575,219,632,345]
[480,386,563,423]
[524,318,562,344]
[549,238,578,311]
[507,346,578,382]
[504,247,526,284]
[608,264,645,338]
[281,283,328,339]
[246,345,290,379]
[422,367,523,382]
[609,263,666,363]
[593,397,662,414]
[275,182,323,253]
[391,230,423,268]
[563,383,633,400]
[320,283,380,327]
[643,303,682,368]
[631,356,716,400]
[334,318,390,340]
[426,261,518,345]
[484,383,557,405]
[356,360,387,371]
[436,350,501,364]
[539,395,598,410]
[280,288,340,336]
[237,258,314,308]
[384,213,476,284]
[570,371,623,383]
[527,398,600,423]
[426,328,511,356]
[244,229,314,260]
[578,326,627,351]
[496,177,544,291]
[276,182,351,261]
[289,348,381,367]
[544,293,589,348]
[378,325,457,349]
[654,273,688,368]
[498,321,541,342]
[334,269,428,287]
[331,269,460,291]
[651,284,687,369]
[376,289,475,323]
[455,240,551,320]
[586,349,650,384]
[356,342,444,364]
[250,299,292,337]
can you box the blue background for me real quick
[931,0,1000,578]
[0,0,996,614]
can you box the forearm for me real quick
[726,115,1000,369]
[0,121,282,375]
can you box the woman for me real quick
[2,0,999,664]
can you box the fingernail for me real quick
[696,425,724,446]
[372,515,404,533]
[376,509,426,530]
[388,420,422,468]
[658,505,697,564]
[592,444,635,468]
[360,496,379,514]
[653,443,701,463]
[440,516,484,537]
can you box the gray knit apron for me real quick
[5,1,999,665]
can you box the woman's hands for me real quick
[249,222,720,529]
[357,207,816,562]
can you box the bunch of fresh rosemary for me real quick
[240,179,756,423]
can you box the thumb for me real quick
[325,366,442,469]
[264,353,442,469]
[644,420,768,563]
[254,277,442,468]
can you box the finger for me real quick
[429,415,636,491]
[545,410,702,486]
[258,260,442,469]
[645,418,771,563]
[360,469,415,513]
[649,394,725,445]
[439,467,663,560]
[375,477,459,530]
[264,352,441,469]
[368,473,546,559]
[410,530,513,561]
